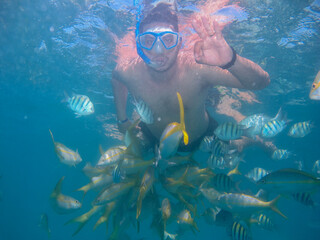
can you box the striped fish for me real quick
[239,114,270,138]
[207,154,226,170]
[214,122,251,141]
[272,149,292,160]
[309,70,320,100]
[200,136,228,157]
[251,213,275,231]
[261,119,287,138]
[65,93,94,117]
[230,220,252,240]
[292,192,314,207]
[211,173,237,192]
[288,121,313,138]
[49,129,82,166]
[245,167,269,182]
[133,98,154,124]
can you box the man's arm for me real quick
[111,70,131,133]
[192,17,270,90]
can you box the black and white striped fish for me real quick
[251,213,276,231]
[65,93,94,117]
[230,220,252,240]
[288,121,313,138]
[272,149,292,160]
[245,167,269,182]
[261,119,287,138]
[214,122,252,141]
[292,192,314,207]
[133,98,154,124]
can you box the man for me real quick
[111,3,270,152]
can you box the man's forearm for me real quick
[228,54,270,90]
[111,78,128,121]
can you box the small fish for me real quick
[164,231,177,240]
[211,173,238,192]
[93,201,118,230]
[200,136,229,156]
[39,213,51,238]
[257,168,320,194]
[309,70,320,100]
[96,145,127,168]
[49,130,82,166]
[312,160,320,177]
[76,174,113,197]
[214,122,251,141]
[158,92,188,160]
[230,220,252,240]
[64,93,94,117]
[245,167,269,182]
[261,119,288,138]
[133,98,154,124]
[288,121,313,138]
[50,177,82,214]
[161,198,171,231]
[207,154,226,170]
[272,149,292,160]
[214,193,287,218]
[292,192,314,207]
[136,167,155,219]
[177,209,199,232]
[251,213,276,231]
[239,113,270,138]
[199,184,222,205]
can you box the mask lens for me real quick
[161,33,178,49]
[139,34,156,50]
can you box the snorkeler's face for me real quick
[140,22,180,71]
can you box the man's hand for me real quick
[192,16,233,67]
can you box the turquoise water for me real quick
[1,0,320,239]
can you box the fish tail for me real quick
[269,195,287,219]
[51,176,64,198]
[49,129,55,144]
[93,215,107,230]
[62,91,70,103]
[136,194,143,219]
[75,184,90,200]
[227,163,241,176]
[176,92,189,145]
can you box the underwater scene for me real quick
[1,0,320,240]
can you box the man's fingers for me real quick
[194,40,204,63]
[192,18,207,39]
[213,20,222,40]
[201,16,214,36]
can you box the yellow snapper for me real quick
[96,145,127,168]
[257,168,320,194]
[309,70,320,100]
[214,193,286,219]
[177,209,199,232]
[161,198,171,231]
[93,180,136,205]
[50,176,82,214]
[136,166,155,219]
[76,174,113,197]
[158,92,188,160]
[49,130,82,166]
[93,201,118,230]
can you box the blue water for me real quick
[1,0,320,239]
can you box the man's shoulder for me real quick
[113,59,144,81]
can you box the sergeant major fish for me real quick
[272,149,292,160]
[133,98,154,124]
[288,121,313,138]
[64,93,94,117]
[214,122,253,141]
[309,70,320,100]
[49,130,82,166]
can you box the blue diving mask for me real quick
[137,31,179,50]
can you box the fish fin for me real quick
[62,91,69,103]
[269,195,287,219]
[255,189,268,201]
[176,92,185,128]
[99,145,105,155]
[48,129,55,144]
[182,130,189,145]
[274,107,284,121]
[51,176,65,198]
[75,113,82,118]
[227,163,241,176]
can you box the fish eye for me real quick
[312,83,316,88]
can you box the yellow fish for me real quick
[50,176,82,214]
[310,70,320,100]
[49,130,82,166]
[158,92,189,160]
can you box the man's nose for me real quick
[152,39,165,54]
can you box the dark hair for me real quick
[139,3,179,32]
